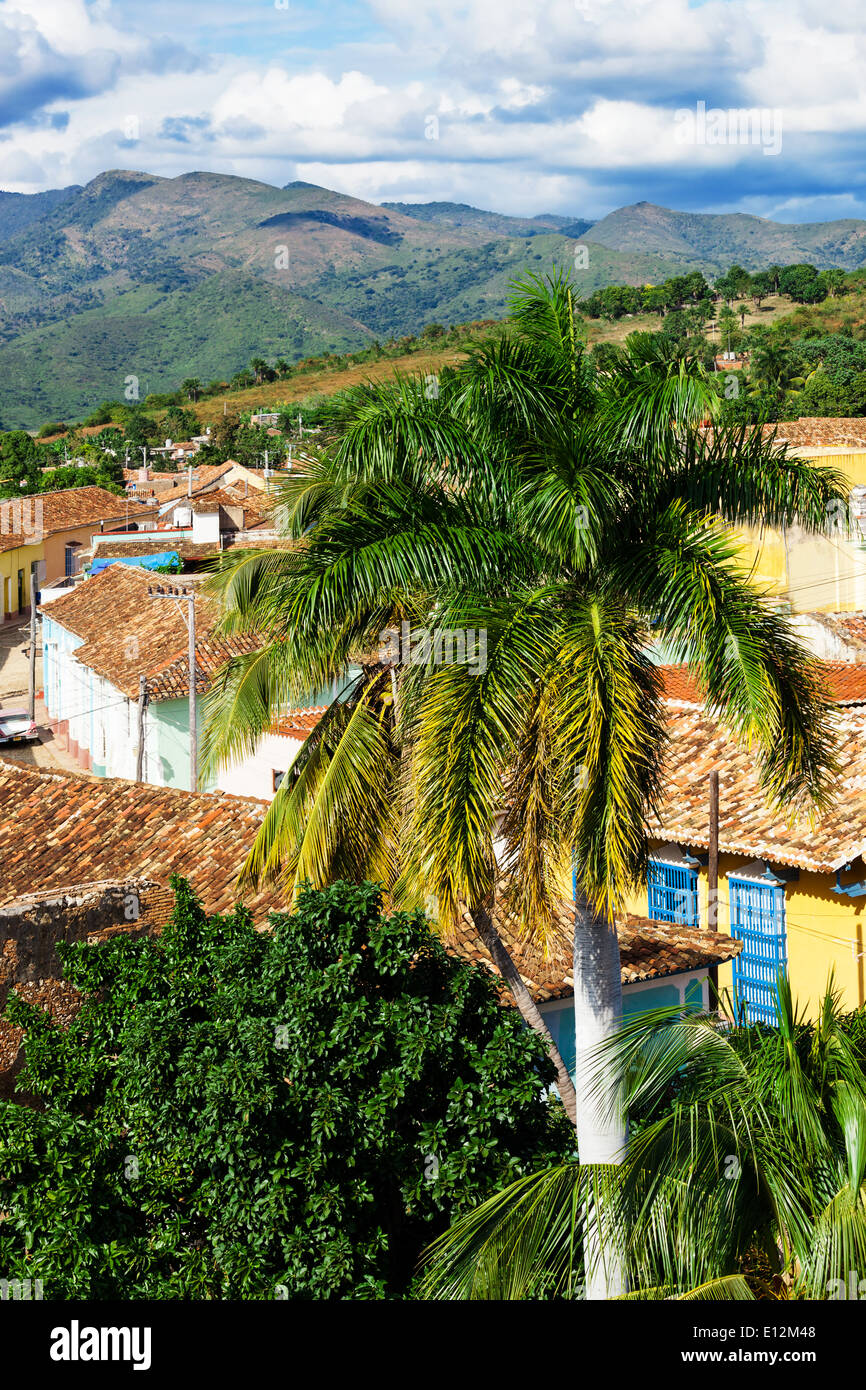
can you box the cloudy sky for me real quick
[0,0,864,222]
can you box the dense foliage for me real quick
[0,878,570,1299]
[422,982,866,1300]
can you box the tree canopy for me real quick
[0,878,570,1300]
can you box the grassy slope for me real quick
[8,172,866,430]
[180,286,865,427]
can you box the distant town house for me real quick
[1,486,158,624]
[623,662,866,1025]
[40,565,345,794]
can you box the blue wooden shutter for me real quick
[729,876,787,1026]
[647,860,699,928]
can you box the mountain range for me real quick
[3,170,866,429]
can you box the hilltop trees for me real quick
[579,261,851,330]
[580,272,710,321]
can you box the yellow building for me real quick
[733,418,866,613]
[0,533,43,622]
[623,665,866,1022]
[0,487,159,624]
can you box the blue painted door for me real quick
[729,877,786,1025]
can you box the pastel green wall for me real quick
[150,700,210,792]
[541,979,698,1080]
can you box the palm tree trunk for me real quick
[573,887,626,1299]
[470,902,578,1127]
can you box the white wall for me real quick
[43,612,137,778]
[192,510,220,544]
[215,731,305,800]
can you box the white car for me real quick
[0,709,38,744]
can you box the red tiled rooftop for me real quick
[270,707,328,739]
[760,418,866,451]
[652,702,866,873]
[661,661,866,708]
[40,564,260,700]
[454,898,741,1003]
[0,762,283,921]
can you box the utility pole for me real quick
[708,769,720,1003]
[148,585,197,792]
[136,675,148,781]
[188,592,197,791]
[27,596,36,723]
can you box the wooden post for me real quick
[708,769,720,1003]
[188,592,197,793]
[136,676,147,781]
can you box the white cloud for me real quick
[0,0,865,220]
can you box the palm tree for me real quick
[203,272,844,1293]
[250,357,268,385]
[275,358,290,378]
[420,978,866,1300]
[181,378,202,402]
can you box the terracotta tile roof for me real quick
[226,537,296,550]
[270,706,328,739]
[37,486,157,534]
[652,704,866,873]
[0,532,31,555]
[40,564,260,700]
[150,465,238,506]
[0,761,284,921]
[162,487,269,524]
[0,489,159,551]
[759,418,866,451]
[661,661,866,709]
[147,632,261,699]
[91,539,221,561]
[453,898,741,1003]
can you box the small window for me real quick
[647,859,699,928]
[273,770,286,793]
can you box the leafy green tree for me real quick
[122,410,160,452]
[82,401,122,428]
[717,303,739,353]
[750,271,773,308]
[0,878,569,1300]
[780,264,827,305]
[0,430,41,497]
[818,268,847,298]
[163,405,199,441]
[421,980,866,1301]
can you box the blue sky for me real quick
[0,0,864,223]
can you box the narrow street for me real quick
[0,616,81,774]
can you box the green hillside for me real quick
[4,171,866,428]
[585,202,866,272]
